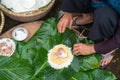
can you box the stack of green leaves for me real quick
[0,18,116,80]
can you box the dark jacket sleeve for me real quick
[62,0,93,13]
[94,20,120,54]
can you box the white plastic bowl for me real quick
[0,38,16,57]
[12,27,28,41]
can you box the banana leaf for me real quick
[71,69,116,80]
[0,56,32,80]
[0,18,116,80]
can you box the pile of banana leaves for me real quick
[0,18,116,80]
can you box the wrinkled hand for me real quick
[100,50,115,66]
[73,43,95,56]
[58,12,73,33]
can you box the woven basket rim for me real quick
[0,0,55,17]
[0,11,5,34]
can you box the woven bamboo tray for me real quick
[0,0,55,22]
[0,10,5,34]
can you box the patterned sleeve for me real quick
[107,0,120,14]
[92,0,120,13]
[91,0,108,8]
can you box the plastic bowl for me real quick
[0,38,16,57]
[12,27,28,41]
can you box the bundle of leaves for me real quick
[0,18,116,80]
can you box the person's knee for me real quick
[93,7,119,37]
[94,7,118,24]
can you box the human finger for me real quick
[61,21,67,33]
[73,45,79,51]
[101,59,107,66]
[74,50,80,56]
[73,47,80,54]
[73,44,81,48]
[105,56,113,65]
[100,60,103,66]
[57,20,63,33]
[73,50,79,55]
[106,58,111,64]
[69,19,73,29]
[73,47,82,56]
[104,59,109,66]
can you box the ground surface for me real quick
[106,50,120,80]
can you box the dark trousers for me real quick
[88,6,119,40]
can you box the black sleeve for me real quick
[61,0,93,13]
[94,20,120,54]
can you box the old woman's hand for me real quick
[73,43,95,56]
[57,12,73,33]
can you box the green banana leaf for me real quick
[0,18,116,80]
[71,69,116,80]
[0,56,32,80]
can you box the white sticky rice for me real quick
[1,0,51,12]
[48,44,73,69]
